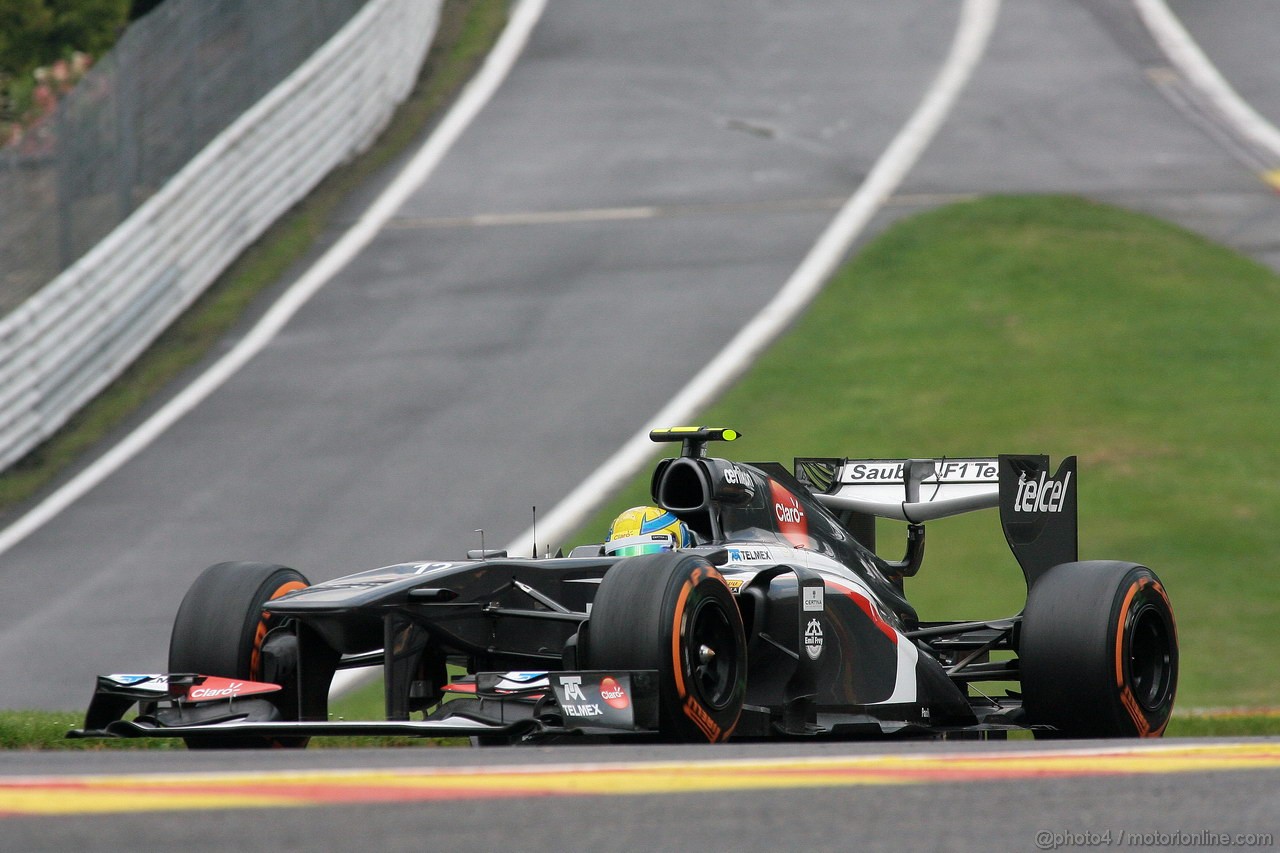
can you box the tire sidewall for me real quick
[169,561,308,678]
[588,552,747,742]
[168,561,310,748]
[1108,570,1178,736]
[662,556,746,741]
[1021,561,1177,737]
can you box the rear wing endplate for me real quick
[796,454,1078,586]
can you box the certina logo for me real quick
[1015,470,1072,513]
[802,585,824,612]
[723,465,750,486]
[599,677,629,710]
[804,618,823,660]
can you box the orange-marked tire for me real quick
[169,561,311,749]
[586,552,746,742]
[1020,561,1178,738]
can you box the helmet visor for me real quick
[605,533,677,557]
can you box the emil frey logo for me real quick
[1014,470,1072,514]
[804,618,823,660]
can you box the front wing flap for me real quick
[67,670,660,742]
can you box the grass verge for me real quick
[573,194,1280,712]
[8,194,1280,747]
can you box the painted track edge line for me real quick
[506,0,1002,558]
[3,739,1274,786]
[0,0,549,561]
[1134,0,1280,159]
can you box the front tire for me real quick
[169,561,310,748]
[1020,561,1177,738]
[585,552,746,743]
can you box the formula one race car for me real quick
[70,427,1178,747]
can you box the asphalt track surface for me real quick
[2,739,1278,851]
[1,0,1279,849]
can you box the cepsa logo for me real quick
[769,480,809,547]
[599,676,629,710]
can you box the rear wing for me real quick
[796,457,1000,523]
[795,455,1078,586]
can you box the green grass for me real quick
[10,195,1278,748]
[0,710,177,751]
[0,0,510,516]
[576,194,1280,712]
[3,679,456,750]
[1167,711,1280,738]
[4,73,1278,744]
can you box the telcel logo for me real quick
[1015,470,1072,513]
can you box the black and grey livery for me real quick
[70,427,1178,746]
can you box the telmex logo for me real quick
[1014,470,1072,513]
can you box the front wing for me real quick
[67,670,661,743]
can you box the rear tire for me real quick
[585,552,746,743]
[1020,561,1177,738]
[169,561,310,748]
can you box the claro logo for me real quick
[768,480,810,548]
[599,677,629,710]
[189,681,246,699]
[1014,470,1072,513]
[775,499,805,524]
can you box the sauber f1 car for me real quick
[70,427,1178,747]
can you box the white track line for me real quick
[1135,0,1280,161]
[507,0,1002,558]
[0,0,549,560]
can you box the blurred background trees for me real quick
[1,0,165,142]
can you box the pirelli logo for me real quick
[683,695,721,742]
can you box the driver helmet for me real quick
[604,506,692,557]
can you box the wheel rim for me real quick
[687,597,738,710]
[249,579,307,679]
[1128,602,1174,712]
